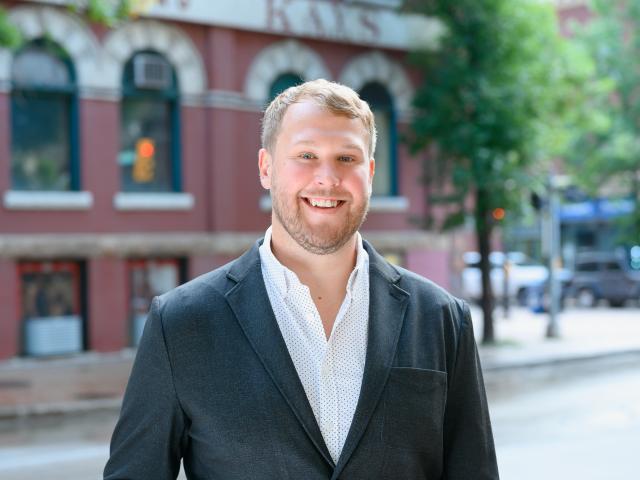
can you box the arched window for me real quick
[119,51,180,192]
[268,72,303,101]
[10,39,78,191]
[359,82,397,197]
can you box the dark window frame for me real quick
[120,50,182,192]
[17,260,86,356]
[359,82,398,197]
[10,38,80,191]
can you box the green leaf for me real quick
[0,7,22,49]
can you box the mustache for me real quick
[299,189,351,199]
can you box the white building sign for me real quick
[24,0,443,50]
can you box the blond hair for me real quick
[261,78,377,157]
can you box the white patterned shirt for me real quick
[259,226,370,463]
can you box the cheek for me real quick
[346,170,373,194]
[275,163,312,187]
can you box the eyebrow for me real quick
[293,140,363,151]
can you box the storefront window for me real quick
[10,39,77,191]
[19,262,83,356]
[129,259,183,346]
[119,51,179,192]
[359,82,396,196]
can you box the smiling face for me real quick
[259,99,375,255]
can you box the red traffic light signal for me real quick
[133,137,156,183]
[492,207,505,221]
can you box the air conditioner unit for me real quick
[133,53,172,90]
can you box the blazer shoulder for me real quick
[394,265,470,328]
[153,256,244,321]
[395,265,463,304]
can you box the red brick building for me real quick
[0,0,458,359]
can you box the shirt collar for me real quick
[258,226,369,298]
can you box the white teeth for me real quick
[309,198,338,208]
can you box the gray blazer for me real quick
[104,240,499,479]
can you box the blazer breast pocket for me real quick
[382,367,447,451]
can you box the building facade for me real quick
[0,0,456,359]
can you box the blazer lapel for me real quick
[224,243,334,467]
[332,242,409,478]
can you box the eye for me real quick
[338,155,355,163]
[300,152,316,160]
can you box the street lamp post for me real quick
[545,174,570,338]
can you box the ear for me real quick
[258,148,272,189]
[368,157,375,188]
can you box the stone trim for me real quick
[244,39,332,103]
[0,233,259,259]
[102,20,207,97]
[0,230,450,259]
[339,51,414,115]
[113,192,195,211]
[3,191,94,211]
[369,196,410,212]
[1,6,102,90]
[204,89,263,112]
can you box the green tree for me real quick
[404,0,592,343]
[565,0,640,246]
[0,1,156,48]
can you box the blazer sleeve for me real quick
[104,296,188,480]
[443,302,500,479]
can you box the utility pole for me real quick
[544,174,570,338]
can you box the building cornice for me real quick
[0,230,451,259]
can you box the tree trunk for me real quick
[476,190,495,344]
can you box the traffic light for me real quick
[531,191,544,211]
[132,138,156,183]
[492,207,505,221]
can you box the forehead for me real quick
[278,100,368,148]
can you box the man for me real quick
[104,79,499,479]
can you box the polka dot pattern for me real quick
[259,227,370,464]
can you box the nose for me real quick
[313,161,340,187]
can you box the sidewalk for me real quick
[1,306,639,419]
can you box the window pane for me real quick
[577,262,598,272]
[20,263,83,356]
[22,270,77,319]
[372,108,392,196]
[604,262,622,271]
[12,45,70,87]
[269,73,303,101]
[360,83,395,196]
[11,91,71,190]
[119,98,173,192]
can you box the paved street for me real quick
[0,306,638,479]
[1,364,638,479]
[0,411,187,479]
[492,364,640,480]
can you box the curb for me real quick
[482,348,640,372]
[2,348,640,421]
[483,349,640,399]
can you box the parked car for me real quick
[569,251,640,307]
[461,251,549,305]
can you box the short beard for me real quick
[271,189,369,256]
